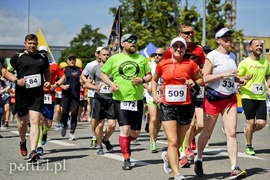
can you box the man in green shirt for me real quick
[238,39,270,156]
[100,34,152,170]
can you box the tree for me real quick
[109,0,182,50]
[58,24,107,67]
[110,0,243,52]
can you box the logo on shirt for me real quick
[118,61,140,80]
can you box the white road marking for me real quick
[103,153,151,166]
[10,131,30,136]
[10,131,76,147]
[48,140,77,147]
[156,140,265,160]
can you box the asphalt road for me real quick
[0,113,269,180]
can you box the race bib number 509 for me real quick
[165,85,187,102]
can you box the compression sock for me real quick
[119,136,130,159]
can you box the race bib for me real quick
[219,78,235,94]
[99,83,112,94]
[80,94,84,101]
[196,86,205,99]
[165,85,187,102]
[120,101,138,111]
[44,94,52,104]
[252,83,264,94]
[25,74,42,89]
[55,91,62,99]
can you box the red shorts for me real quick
[202,94,237,115]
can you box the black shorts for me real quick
[55,98,62,105]
[160,103,192,125]
[242,99,267,120]
[92,98,116,120]
[16,91,43,117]
[114,100,143,130]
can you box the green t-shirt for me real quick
[101,53,151,101]
[238,57,270,100]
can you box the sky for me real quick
[0,0,270,47]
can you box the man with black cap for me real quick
[60,54,81,140]
[100,34,152,170]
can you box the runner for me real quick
[152,37,203,180]
[100,34,152,170]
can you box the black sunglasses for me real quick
[154,53,163,56]
[181,31,194,35]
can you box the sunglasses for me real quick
[68,58,76,61]
[125,38,137,43]
[154,53,163,56]
[181,31,194,36]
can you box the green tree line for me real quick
[59,0,243,67]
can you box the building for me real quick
[0,45,68,63]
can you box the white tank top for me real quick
[207,50,237,95]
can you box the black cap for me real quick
[203,46,211,53]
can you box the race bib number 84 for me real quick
[25,74,42,89]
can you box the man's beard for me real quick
[126,46,137,54]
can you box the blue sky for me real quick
[0,0,269,47]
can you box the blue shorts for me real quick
[42,102,55,120]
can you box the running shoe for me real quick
[102,139,114,152]
[27,150,39,163]
[90,138,97,149]
[194,160,204,177]
[20,140,28,156]
[69,133,76,141]
[122,158,132,170]
[4,122,9,127]
[174,173,186,180]
[161,151,172,174]
[37,146,44,156]
[244,146,255,156]
[96,146,104,155]
[42,133,47,145]
[61,126,67,137]
[150,142,158,153]
[230,166,247,179]
[191,138,196,150]
[55,125,62,131]
[180,156,190,168]
[186,148,194,160]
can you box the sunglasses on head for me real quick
[154,53,163,56]
[125,38,137,43]
[181,31,194,36]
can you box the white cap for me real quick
[38,45,48,52]
[170,37,187,48]
[215,28,234,38]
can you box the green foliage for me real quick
[58,25,107,68]
[110,0,243,51]
[109,0,182,49]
